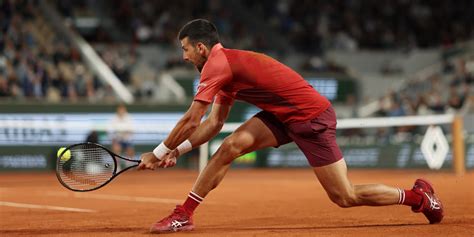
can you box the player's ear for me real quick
[196,42,209,55]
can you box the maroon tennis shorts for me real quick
[254,106,343,167]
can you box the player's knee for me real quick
[212,138,243,164]
[329,192,358,208]
[220,136,249,157]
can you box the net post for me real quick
[199,142,209,173]
[451,115,465,176]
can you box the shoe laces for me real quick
[160,205,188,223]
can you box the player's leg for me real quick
[313,159,444,223]
[294,106,443,223]
[313,159,400,207]
[192,111,290,198]
[150,112,291,233]
[288,106,407,206]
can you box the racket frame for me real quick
[55,142,140,192]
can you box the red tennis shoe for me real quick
[150,205,194,233]
[411,179,444,224]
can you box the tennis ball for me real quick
[57,147,71,161]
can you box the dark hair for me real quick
[178,19,220,48]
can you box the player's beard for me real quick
[195,55,207,73]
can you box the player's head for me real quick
[178,19,220,72]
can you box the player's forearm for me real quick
[163,116,200,149]
[153,101,210,160]
[187,118,223,148]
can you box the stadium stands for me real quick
[243,0,474,51]
[0,0,112,102]
[1,0,473,116]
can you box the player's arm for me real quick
[151,101,232,169]
[146,102,231,169]
[139,45,232,170]
[137,101,209,170]
[185,102,232,150]
[163,100,209,149]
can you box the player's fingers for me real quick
[157,159,166,168]
[170,158,177,167]
[165,157,175,168]
[164,158,176,168]
[152,162,161,170]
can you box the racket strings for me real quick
[57,144,115,191]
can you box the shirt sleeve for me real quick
[194,50,233,104]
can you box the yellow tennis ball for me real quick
[57,147,71,161]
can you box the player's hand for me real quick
[137,152,161,170]
[157,149,178,168]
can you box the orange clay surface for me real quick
[0,169,473,237]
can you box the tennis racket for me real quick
[56,142,140,192]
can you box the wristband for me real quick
[177,140,192,156]
[153,142,171,160]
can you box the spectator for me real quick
[109,104,135,159]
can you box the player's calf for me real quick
[327,191,358,208]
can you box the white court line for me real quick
[0,201,96,213]
[45,191,187,204]
[45,192,230,205]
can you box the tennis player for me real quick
[138,19,444,233]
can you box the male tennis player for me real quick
[138,19,443,233]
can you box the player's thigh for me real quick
[313,159,354,198]
[225,118,277,153]
[224,115,289,154]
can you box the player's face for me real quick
[181,37,208,72]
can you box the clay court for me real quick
[0,168,473,237]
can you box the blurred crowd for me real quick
[1,0,474,108]
[339,57,473,142]
[108,0,267,51]
[0,0,115,102]
[377,58,473,118]
[64,0,474,53]
[244,0,474,53]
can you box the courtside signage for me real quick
[0,113,183,145]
